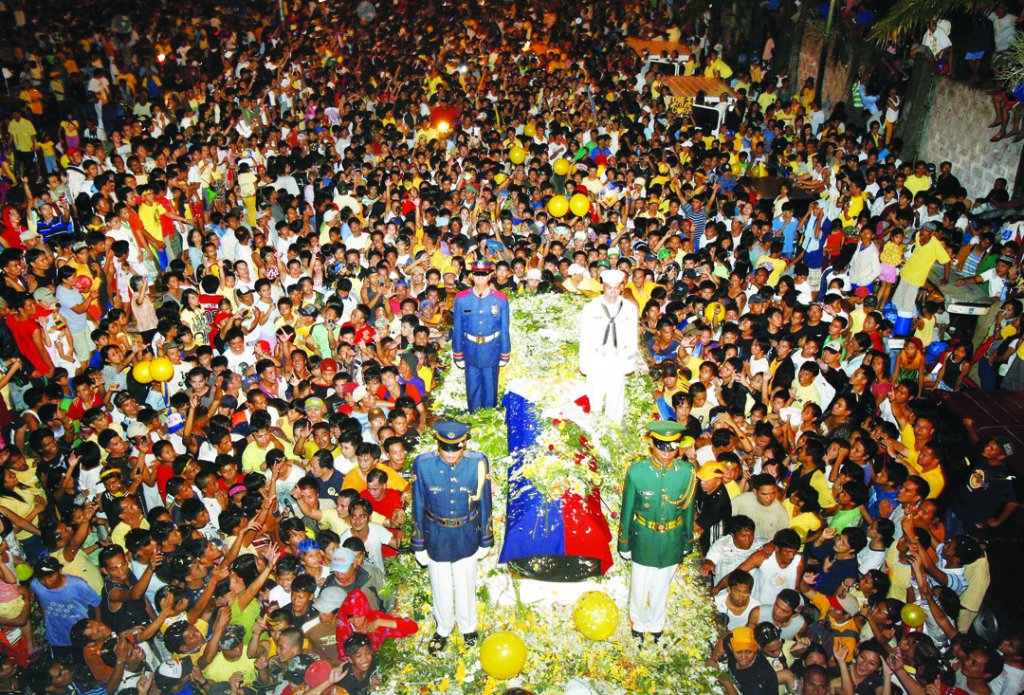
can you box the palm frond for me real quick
[869,0,994,43]
[1001,31,1024,87]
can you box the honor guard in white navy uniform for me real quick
[579,269,639,424]
[411,421,494,653]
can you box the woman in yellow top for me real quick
[783,487,823,544]
[0,467,46,557]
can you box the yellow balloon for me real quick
[547,195,569,218]
[15,563,32,582]
[901,603,926,628]
[705,302,725,322]
[569,193,590,217]
[509,146,526,164]
[523,123,537,138]
[479,631,527,680]
[573,591,620,641]
[552,158,571,176]
[132,360,153,384]
[149,357,175,383]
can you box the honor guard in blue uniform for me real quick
[452,259,511,412]
[411,421,494,654]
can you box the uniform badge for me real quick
[491,305,499,316]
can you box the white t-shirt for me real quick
[979,268,1007,301]
[340,523,392,575]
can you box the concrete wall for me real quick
[915,78,1023,200]
[795,34,852,114]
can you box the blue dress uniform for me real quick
[411,422,494,650]
[453,262,511,413]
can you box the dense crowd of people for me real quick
[0,0,1022,693]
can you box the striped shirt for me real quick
[684,203,708,249]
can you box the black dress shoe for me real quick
[462,631,478,646]
[650,631,662,644]
[428,633,448,654]
[631,629,645,644]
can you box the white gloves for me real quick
[619,550,632,561]
[473,546,491,561]
[414,550,429,567]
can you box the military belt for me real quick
[635,514,683,532]
[464,331,500,344]
[426,508,479,528]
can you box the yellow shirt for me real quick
[342,464,409,493]
[905,174,931,198]
[138,202,164,239]
[8,118,36,152]
[754,255,788,287]
[241,441,276,473]
[784,499,822,542]
[918,466,945,499]
[111,518,150,549]
[900,237,950,287]
[914,315,936,347]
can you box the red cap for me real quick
[304,660,332,688]
[342,382,358,394]
[321,359,338,372]
[256,340,271,353]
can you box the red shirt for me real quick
[375,383,422,405]
[199,293,224,324]
[67,391,103,422]
[360,487,403,519]
[343,322,376,345]
[5,316,50,375]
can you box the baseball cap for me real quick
[99,467,122,482]
[155,657,193,690]
[342,382,359,395]
[305,397,326,410]
[991,436,1015,456]
[331,548,356,573]
[304,661,333,688]
[312,586,347,614]
[352,385,368,402]
[320,359,338,372]
[696,462,727,481]
[126,422,150,438]
[828,593,860,617]
[218,624,245,651]
[296,539,320,556]
[525,268,542,281]
[730,627,758,652]
[34,556,62,577]
[284,655,318,685]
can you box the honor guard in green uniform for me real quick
[618,420,697,642]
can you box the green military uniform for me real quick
[618,456,698,567]
[618,421,698,637]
